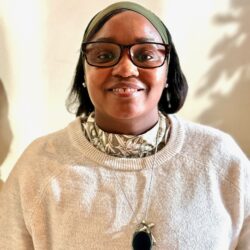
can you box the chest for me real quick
[30,166,241,249]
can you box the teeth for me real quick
[113,88,138,93]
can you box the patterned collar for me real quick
[81,112,170,158]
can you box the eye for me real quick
[134,50,157,62]
[135,52,155,62]
[95,51,116,63]
[86,46,117,64]
[96,52,115,61]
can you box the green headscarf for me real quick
[83,1,169,44]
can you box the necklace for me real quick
[112,115,170,250]
[85,112,170,249]
[114,132,159,250]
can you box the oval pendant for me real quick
[132,221,156,250]
[132,230,153,250]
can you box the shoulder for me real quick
[175,115,231,141]
[172,115,245,158]
[171,115,250,197]
[0,118,84,217]
[22,117,82,161]
[5,117,83,189]
[169,115,249,175]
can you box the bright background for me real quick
[1,0,250,187]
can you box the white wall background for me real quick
[1,0,250,186]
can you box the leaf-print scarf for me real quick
[82,112,170,158]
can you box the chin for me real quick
[112,111,142,120]
[107,105,142,119]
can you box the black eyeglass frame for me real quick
[81,41,171,69]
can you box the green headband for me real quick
[83,1,169,44]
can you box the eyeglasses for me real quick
[81,42,170,68]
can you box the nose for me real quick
[111,52,139,78]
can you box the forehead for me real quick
[91,10,163,43]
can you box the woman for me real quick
[0,2,249,249]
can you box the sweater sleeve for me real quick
[0,166,34,250]
[236,158,250,250]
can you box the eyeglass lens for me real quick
[83,42,167,68]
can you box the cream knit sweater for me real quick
[0,115,250,250]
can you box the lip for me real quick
[106,82,145,91]
[106,82,145,98]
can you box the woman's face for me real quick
[84,11,168,134]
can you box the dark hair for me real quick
[66,10,188,117]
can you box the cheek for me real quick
[84,64,98,84]
[84,65,111,86]
[141,66,167,89]
[154,70,167,85]
[155,64,168,84]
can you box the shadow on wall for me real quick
[0,15,13,190]
[196,0,250,156]
[0,79,13,190]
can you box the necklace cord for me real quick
[89,112,170,226]
[144,124,160,221]
[113,113,169,224]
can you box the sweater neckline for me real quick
[68,114,185,171]
[81,111,168,158]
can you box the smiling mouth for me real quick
[109,88,144,93]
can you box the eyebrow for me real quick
[93,37,157,43]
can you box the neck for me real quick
[94,112,159,135]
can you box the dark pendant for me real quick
[132,221,156,250]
